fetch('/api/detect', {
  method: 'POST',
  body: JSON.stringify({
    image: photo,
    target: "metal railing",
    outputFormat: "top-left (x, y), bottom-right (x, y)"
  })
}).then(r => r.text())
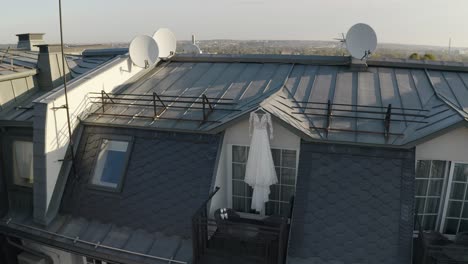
top-left (192, 188), bottom-right (290, 264)
top-left (413, 217), bottom-right (468, 264)
top-left (88, 91), bottom-right (240, 126)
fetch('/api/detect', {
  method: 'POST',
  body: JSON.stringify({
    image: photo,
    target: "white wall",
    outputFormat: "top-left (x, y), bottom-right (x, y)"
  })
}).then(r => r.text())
top-left (416, 126), bottom-right (468, 162)
top-left (210, 115), bottom-right (301, 215)
top-left (33, 56), bottom-right (144, 221)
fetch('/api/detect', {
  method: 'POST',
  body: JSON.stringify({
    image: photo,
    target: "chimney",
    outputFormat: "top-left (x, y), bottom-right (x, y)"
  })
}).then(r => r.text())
top-left (16, 33), bottom-right (45, 51)
top-left (36, 44), bottom-right (70, 90)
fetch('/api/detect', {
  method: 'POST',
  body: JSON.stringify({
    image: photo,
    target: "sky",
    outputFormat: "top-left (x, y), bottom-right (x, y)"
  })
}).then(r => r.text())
top-left (2, 0), bottom-right (468, 47)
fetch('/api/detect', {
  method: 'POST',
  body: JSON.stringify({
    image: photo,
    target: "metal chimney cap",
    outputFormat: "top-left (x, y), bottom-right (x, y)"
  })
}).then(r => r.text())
top-left (16, 33), bottom-right (45, 41)
top-left (35, 44), bottom-right (63, 53)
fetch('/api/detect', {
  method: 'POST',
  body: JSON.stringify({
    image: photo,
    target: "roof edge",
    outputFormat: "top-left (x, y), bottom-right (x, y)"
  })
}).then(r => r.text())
top-left (171, 54), bottom-right (350, 65)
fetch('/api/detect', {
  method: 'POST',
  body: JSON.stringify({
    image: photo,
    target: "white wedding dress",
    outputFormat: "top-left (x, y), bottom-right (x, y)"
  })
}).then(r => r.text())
top-left (244, 111), bottom-right (278, 212)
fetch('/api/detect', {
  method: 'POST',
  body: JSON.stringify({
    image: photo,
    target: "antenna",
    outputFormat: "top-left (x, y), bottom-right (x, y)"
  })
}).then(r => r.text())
top-left (58, 0), bottom-right (76, 177)
top-left (448, 37), bottom-right (452, 56)
top-left (129, 35), bottom-right (160, 68)
top-left (345, 23), bottom-right (378, 61)
top-left (334, 33), bottom-right (346, 56)
top-left (183, 34), bottom-right (202, 55)
top-left (153, 28), bottom-right (177, 58)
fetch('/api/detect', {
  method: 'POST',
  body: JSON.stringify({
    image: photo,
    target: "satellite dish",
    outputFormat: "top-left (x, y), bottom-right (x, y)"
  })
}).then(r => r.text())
top-left (346, 23), bottom-right (377, 60)
top-left (153, 28), bottom-right (177, 58)
top-left (129, 35), bottom-right (159, 68)
top-left (183, 44), bottom-right (202, 55)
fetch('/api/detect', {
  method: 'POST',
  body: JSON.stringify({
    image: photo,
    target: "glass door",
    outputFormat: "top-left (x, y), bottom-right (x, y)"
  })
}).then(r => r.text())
top-left (440, 162), bottom-right (468, 235)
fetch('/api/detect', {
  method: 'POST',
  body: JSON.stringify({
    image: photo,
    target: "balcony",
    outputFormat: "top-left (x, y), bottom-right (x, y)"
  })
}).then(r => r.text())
top-left (192, 187), bottom-right (291, 264)
top-left (413, 219), bottom-right (468, 264)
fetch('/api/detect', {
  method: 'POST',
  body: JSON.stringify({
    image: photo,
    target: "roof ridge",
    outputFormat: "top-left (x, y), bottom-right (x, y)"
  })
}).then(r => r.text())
top-left (423, 69), bottom-right (468, 120)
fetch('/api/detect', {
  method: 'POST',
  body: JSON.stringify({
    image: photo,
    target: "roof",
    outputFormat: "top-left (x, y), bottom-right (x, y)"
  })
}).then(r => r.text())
top-left (34, 126), bottom-right (220, 263)
top-left (0, 48), bottom-right (117, 123)
top-left (2, 214), bottom-right (193, 264)
top-left (288, 142), bottom-right (414, 264)
top-left (83, 54), bottom-right (468, 147)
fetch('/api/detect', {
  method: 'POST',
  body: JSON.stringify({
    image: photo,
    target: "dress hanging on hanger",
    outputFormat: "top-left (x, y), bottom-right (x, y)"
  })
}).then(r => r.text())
top-left (244, 110), bottom-right (278, 213)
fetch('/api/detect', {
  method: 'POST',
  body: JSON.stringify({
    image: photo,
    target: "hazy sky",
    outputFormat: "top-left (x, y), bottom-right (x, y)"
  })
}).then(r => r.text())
top-left (2, 0), bottom-right (468, 47)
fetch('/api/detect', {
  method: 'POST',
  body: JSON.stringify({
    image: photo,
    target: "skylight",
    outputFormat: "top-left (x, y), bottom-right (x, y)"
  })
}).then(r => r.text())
top-left (90, 138), bottom-right (131, 190)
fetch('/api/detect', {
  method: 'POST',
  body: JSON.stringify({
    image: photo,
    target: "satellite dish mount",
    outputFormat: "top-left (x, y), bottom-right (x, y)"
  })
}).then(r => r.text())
top-left (345, 23), bottom-right (378, 64)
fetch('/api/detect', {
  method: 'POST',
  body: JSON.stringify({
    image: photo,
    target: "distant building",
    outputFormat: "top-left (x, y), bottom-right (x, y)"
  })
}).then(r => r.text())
top-left (0, 40), bottom-right (468, 264)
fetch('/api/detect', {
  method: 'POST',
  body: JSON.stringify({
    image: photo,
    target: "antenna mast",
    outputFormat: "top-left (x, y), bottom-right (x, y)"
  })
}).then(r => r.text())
top-left (448, 37), bottom-right (452, 56)
top-left (58, 0), bottom-right (76, 176)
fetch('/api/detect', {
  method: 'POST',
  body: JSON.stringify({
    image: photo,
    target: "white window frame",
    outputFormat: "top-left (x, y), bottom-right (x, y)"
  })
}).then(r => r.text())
top-left (414, 160), bottom-right (450, 233)
top-left (414, 160), bottom-right (468, 238)
top-left (227, 144), bottom-right (300, 218)
top-left (439, 161), bottom-right (468, 238)
top-left (88, 136), bottom-right (133, 192)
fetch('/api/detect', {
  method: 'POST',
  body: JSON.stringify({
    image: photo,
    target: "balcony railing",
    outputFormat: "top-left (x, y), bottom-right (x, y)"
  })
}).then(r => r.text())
top-left (192, 187), bottom-right (291, 264)
top-left (413, 218), bottom-right (468, 264)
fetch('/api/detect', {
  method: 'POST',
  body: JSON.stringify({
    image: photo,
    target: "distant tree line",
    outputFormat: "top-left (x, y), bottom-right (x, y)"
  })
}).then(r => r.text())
top-left (408, 53), bottom-right (437, 60)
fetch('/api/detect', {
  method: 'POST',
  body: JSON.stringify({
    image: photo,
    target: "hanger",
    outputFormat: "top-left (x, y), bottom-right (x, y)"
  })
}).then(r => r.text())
top-left (254, 106), bottom-right (266, 115)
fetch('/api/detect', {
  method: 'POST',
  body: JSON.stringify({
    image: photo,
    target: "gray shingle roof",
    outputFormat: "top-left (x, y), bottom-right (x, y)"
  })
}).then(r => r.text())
top-left (84, 55), bottom-right (468, 147)
top-left (5, 125), bottom-right (221, 263)
top-left (61, 126), bottom-right (220, 237)
top-left (288, 142), bottom-right (415, 264)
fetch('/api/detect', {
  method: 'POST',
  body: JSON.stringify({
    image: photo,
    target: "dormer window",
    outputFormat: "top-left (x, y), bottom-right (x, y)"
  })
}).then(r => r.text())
top-left (90, 137), bottom-right (132, 191)
top-left (12, 140), bottom-right (33, 187)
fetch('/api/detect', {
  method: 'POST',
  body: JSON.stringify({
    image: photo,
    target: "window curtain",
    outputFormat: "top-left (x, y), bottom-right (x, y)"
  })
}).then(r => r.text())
top-left (12, 141), bottom-right (33, 185)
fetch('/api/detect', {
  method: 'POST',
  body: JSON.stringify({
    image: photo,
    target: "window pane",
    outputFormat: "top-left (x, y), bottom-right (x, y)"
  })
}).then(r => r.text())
top-left (91, 139), bottom-right (129, 189)
top-left (415, 198), bottom-right (425, 215)
top-left (101, 151), bottom-right (126, 184)
top-left (423, 215), bottom-right (437, 231)
top-left (266, 201), bottom-right (279, 215)
top-left (281, 185), bottom-right (295, 202)
top-left (281, 168), bottom-right (296, 186)
top-left (414, 215), bottom-right (423, 230)
top-left (280, 202), bottom-right (291, 217)
top-left (282, 150), bottom-right (296, 168)
top-left (460, 220), bottom-right (468, 233)
top-left (271, 149), bottom-right (281, 166)
top-left (232, 163), bottom-right (246, 180)
top-left (233, 180), bottom-right (247, 197)
top-left (428, 180), bottom-right (443, 196)
top-left (415, 180), bottom-right (428, 196)
top-left (233, 197), bottom-right (247, 212)
top-left (450, 183), bottom-right (466, 200)
top-left (269, 184), bottom-right (280, 201)
top-left (444, 219), bottom-right (459, 235)
top-left (416, 160), bottom-right (431, 178)
top-left (425, 198), bottom-right (440, 214)
top-left (463, 203), bottom-right (468, 219)
top-left (453, 164), bottom-right (468, 182)
top-left (430, 161), bottom-right (446, 179)
top-left (12, 140), bottom-right (33, 187)
top-left (232, 145), bottom-right (297, 217)
top-left (232, 146), bottom-right (248, 163)
top-left (447, 201), bottom-right (462, 218)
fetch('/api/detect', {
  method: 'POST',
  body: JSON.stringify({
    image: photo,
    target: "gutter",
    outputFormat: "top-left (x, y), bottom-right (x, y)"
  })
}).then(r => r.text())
top-left (0, 69), bottom-right (38, 82)
top-left (6, 237), bottom-right (54, 264)
top-left (2, 218), bottom-right (188, 264)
